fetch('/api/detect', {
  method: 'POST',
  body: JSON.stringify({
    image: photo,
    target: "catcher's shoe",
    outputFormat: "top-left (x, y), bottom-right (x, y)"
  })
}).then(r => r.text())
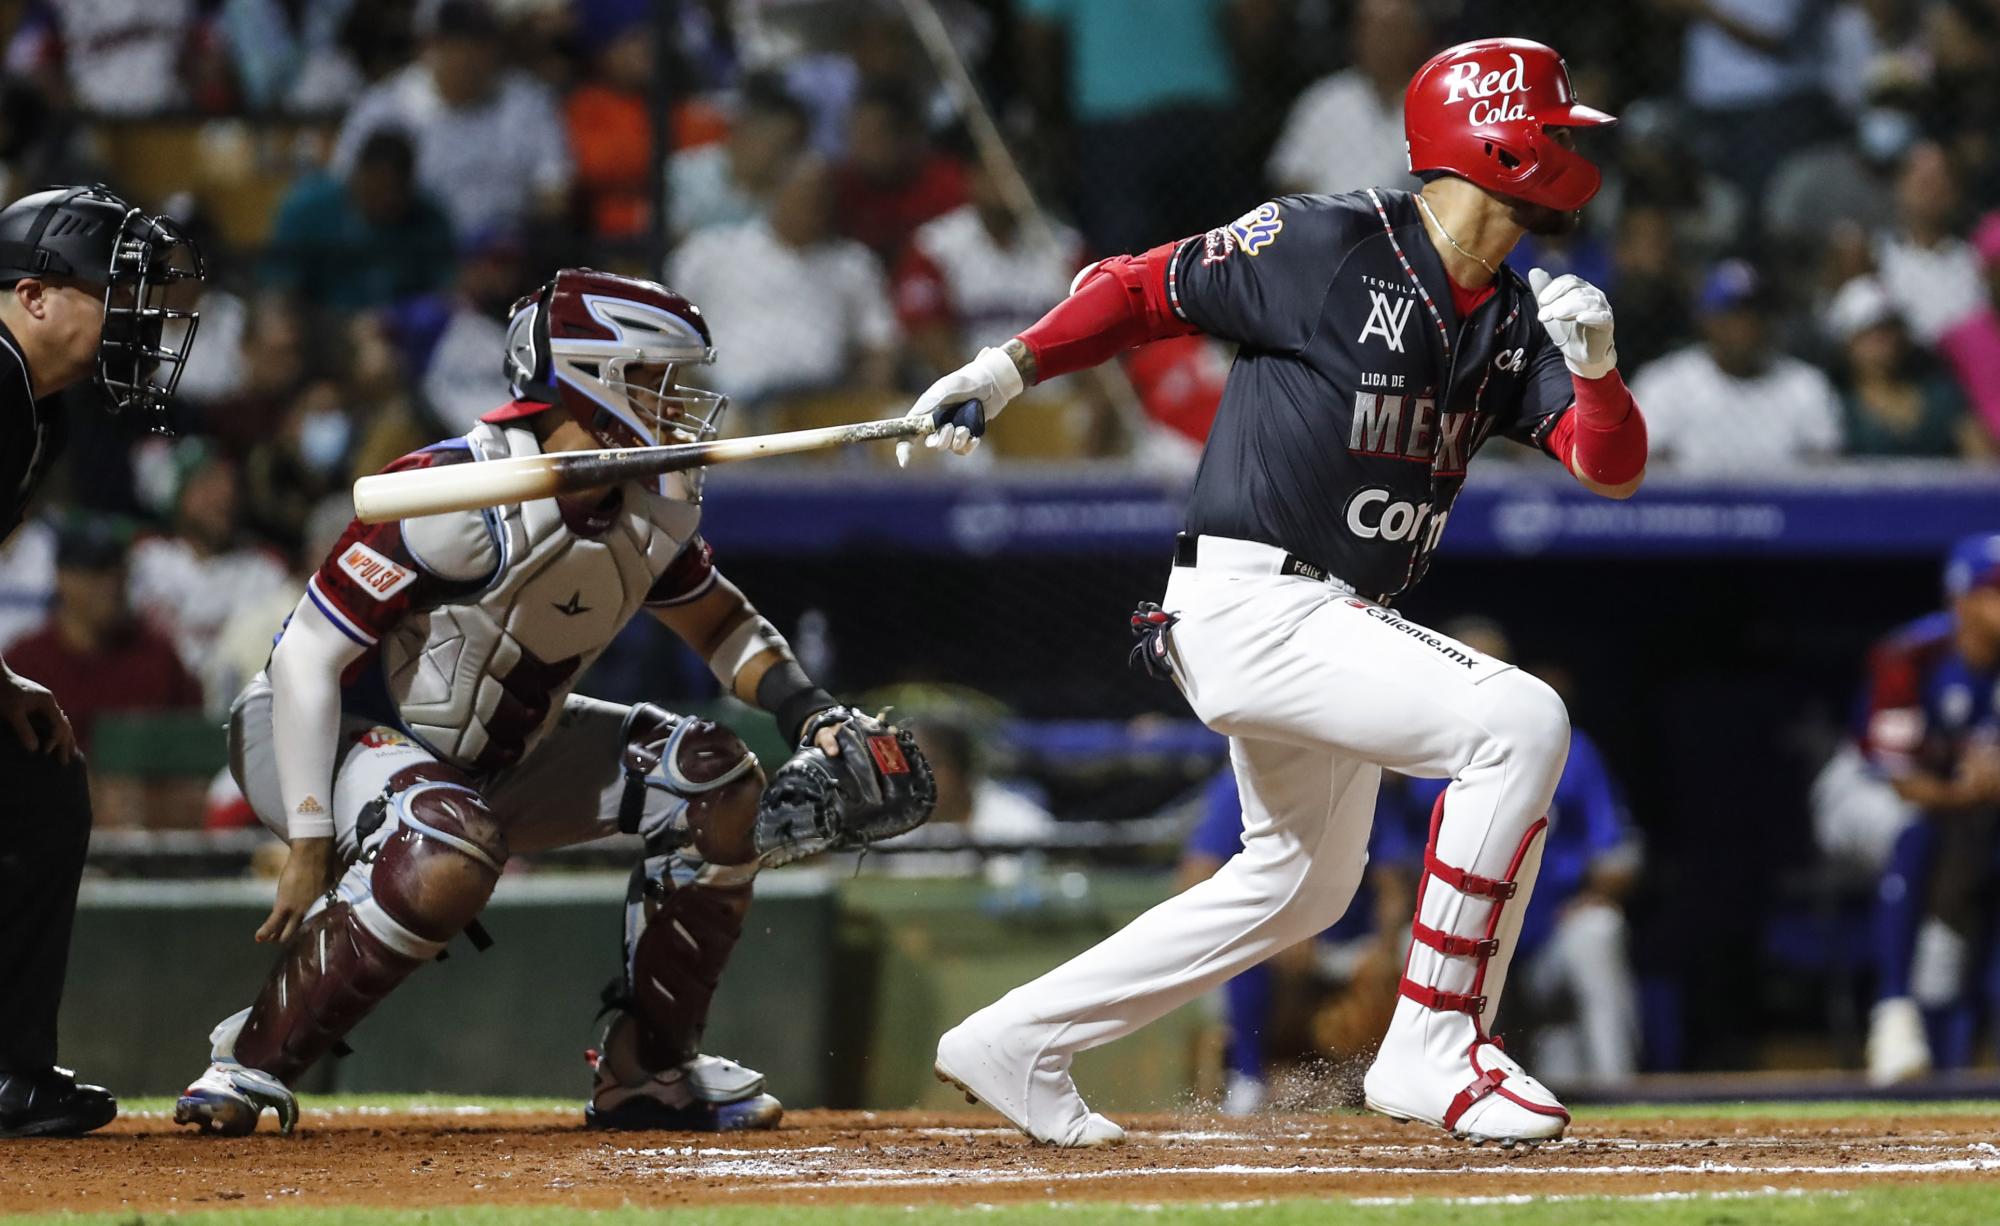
top-left (1867, 997), bottom-right (1933, 1086)
top-left (173, 1062), bottom-right (300, 1136)
top-left (934, 1013), bottom-right (1125, 1148)
top-left (584, 1049), bottom-right (783, 1132)
top-left (0, 1066), bottom-right (117, 1138)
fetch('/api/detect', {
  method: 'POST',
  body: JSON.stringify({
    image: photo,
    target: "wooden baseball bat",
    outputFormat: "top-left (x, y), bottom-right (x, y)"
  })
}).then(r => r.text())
top-left (352, 413), bottom-right (947, 524)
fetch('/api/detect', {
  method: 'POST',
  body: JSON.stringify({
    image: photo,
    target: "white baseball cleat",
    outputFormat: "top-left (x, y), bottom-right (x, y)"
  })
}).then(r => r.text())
top-left (173, 1061), bottom-right (300, 1136)
top-left (934, 1015), bottom-right (1125, 1148)
top-left (1362, 1003), bottom-right (1569, 1145)
top-left (1866, 997), bottom-right (1932, 1086)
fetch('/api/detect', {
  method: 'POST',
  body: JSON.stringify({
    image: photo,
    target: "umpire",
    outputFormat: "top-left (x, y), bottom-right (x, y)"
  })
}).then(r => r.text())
top-left (0, 185), bottom-right (203, 1137)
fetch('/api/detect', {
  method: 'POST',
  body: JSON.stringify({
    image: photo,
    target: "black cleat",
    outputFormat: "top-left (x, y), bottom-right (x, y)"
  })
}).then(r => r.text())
top-left (0, 1067), bottom-right (117, 1138)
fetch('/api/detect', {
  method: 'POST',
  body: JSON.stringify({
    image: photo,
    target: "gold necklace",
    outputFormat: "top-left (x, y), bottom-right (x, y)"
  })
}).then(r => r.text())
top-left (1417, 194), bottom-right (1498, 279)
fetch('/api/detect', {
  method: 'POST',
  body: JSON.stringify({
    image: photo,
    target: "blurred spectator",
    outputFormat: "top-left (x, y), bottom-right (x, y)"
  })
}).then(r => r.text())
top-left (0, 75), bottom-right (105, 206)
top-left (0, 519), bottom-right (55, 651)
top-left (330, 0), bottom-right (573, 238)
top-left (566, 12), bottom-right (655, 242)
top-left (667, 75), bottom-right (810, 240)
top-left (668, 157), bottom-right (897, 409)
top-left (1938, 212), bottom-right (2000, 446)
top-left (1265, 0), bottom-right (1428, 196)
top-left (1595, 100), bottom-right (1746, 261)
top-left (1874, 141), bottom-right (1984, 345)
top-left (833, 83), bottom-right (968, 265)
top-left (894, 157), bottom-right (1086, 380)
top-left (1386, 618), bottom-right (1645, 1086)
top-left (1823, 0), bottom-right (1934, 115)
top-left (1630, 261), bottom-right (1844, 472)
top-left (382, 228), bottom-right (526, 435)
top-left (1605, 205), bottom-right (1693, 374)
top-left (1825, 277), bottom-right (1985, 459)
top-left (5, 515), bottom-right (201, 753)
top-left (3, 0), bottom-right (224, 115)
top-left (263, 130), bottom-right (457, 312)
top-left (220, 0), bottom-right (366, 114)
top-left (1764, 106), bottom-right (1911, 252)
top-left (1664, 0), bottom-right (1835, 198)
top-left (343, 313), bottom-right (432, 475)
top-left (240, 378), bottom-right (353, 554)
top-left (126, 446), bottom-right (290, 712)
top-left (1018, 0), bottom-right (1258, 255)
top-left (187, 299), bottom-right (308, 457)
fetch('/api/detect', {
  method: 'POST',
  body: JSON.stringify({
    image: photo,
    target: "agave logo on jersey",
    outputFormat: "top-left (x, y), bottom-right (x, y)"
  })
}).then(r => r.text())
top-left (1440, 52), bottom-right (1530, 125)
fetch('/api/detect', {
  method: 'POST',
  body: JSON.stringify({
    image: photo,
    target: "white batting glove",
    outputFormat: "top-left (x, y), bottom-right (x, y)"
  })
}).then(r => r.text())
top-left (1528, 268), bottom-right (1617, 380)
top-left (895, 346), bottom-right (1024, 466)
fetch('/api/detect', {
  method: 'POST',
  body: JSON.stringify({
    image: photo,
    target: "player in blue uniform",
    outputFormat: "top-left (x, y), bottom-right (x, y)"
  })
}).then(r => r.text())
top-left (905, 39), bottom-right (1647, 1146)
top-left (1857, 533), bottom-right (2000, 1081)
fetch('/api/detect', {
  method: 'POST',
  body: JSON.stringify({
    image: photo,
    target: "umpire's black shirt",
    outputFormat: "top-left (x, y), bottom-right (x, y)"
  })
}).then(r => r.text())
top-left (0, 318), bottom-right (67, 540)
top-left (1170, 190), bottom-right (1574, 601)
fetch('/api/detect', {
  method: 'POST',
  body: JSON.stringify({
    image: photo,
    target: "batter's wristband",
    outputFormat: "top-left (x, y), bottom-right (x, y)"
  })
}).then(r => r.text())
top-left (757, 662), bottom-right (836, 744)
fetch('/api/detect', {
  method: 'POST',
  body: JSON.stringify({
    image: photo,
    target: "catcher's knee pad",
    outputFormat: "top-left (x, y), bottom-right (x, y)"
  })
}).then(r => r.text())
top-left (618, 703), bottom-right (765, 865)
top-left (367, 765), bottom-right (508, 950)
top-left (616, 852), bottom-right (756, 1069)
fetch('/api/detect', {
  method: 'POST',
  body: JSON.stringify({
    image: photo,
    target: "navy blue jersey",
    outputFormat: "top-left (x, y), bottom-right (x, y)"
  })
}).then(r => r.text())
top-left (1170, 191), bottom-right (1574, 600)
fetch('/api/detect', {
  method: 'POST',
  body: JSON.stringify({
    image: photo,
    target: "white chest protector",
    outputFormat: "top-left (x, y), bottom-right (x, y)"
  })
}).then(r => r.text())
top-left (379, 423), bottom-right (701, 771)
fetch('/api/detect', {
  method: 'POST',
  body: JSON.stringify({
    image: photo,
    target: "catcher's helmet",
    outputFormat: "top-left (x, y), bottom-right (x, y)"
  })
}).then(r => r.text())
top-left (1404, 38), bottom-right (1616, 213)
top-left (499, 268), bottom-right (728, 498)
top-left (0, 184), bottom-right (204, 432)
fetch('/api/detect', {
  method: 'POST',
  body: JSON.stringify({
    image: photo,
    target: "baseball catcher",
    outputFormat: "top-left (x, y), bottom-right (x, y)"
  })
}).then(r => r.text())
top-left (174, 268), bottom-right (933, 1136)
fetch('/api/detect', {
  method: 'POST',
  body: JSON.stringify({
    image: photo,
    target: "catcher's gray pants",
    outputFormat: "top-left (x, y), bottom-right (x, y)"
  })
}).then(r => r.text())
top-left (229, 672), bottom-right (679, 860)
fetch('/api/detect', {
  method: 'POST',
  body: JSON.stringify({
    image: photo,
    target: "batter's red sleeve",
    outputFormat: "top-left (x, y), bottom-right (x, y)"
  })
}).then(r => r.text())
top-left (1544, 371), bottom-right (1647, 486)
top-left (1017, 240), bottom-right (1198, 381)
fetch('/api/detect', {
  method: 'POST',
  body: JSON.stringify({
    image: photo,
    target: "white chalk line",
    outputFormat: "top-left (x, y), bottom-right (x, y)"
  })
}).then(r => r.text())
top-left (615, 1145), bottom-right (2000, 1191)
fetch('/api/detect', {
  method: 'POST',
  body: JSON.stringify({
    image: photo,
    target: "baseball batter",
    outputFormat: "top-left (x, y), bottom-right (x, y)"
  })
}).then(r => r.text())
top-left (903, 39), bottom-right (1647, 1146)
top-left (174, 268), bottom-right (934, 1136)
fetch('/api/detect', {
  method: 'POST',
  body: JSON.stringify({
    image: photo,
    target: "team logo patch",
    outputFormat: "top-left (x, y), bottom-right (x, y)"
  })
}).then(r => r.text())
top-left (867, 734), bottom-right (910, 775)
top-left (1360, 291), bottom-right (1415, 352)
top-left (338, 541), bottom-right (416, 601)
top-left (1227, 202), bottom-right (1284, 257)
top-left (357, 727), bottom-right (412, 750)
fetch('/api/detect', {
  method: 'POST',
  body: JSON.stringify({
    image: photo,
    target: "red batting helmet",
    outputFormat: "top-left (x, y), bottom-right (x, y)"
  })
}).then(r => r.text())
top-left (498, 268), bottom-right (729, 497)
top-left (1404, 38), bottom-right (1616, 212)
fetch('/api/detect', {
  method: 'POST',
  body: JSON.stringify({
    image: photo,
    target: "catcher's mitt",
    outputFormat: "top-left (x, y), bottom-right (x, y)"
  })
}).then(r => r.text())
top-left (752, 708), bottom-right (937, 867)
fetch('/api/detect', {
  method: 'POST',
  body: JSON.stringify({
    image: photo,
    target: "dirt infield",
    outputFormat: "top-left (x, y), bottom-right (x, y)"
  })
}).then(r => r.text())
top-left (6, 1106), bottom-right (2000, 1214)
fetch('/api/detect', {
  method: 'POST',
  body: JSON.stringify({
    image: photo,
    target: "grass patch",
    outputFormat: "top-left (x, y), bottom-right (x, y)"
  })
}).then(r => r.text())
top-left (8, 1185), bottom-right (2000, 1226)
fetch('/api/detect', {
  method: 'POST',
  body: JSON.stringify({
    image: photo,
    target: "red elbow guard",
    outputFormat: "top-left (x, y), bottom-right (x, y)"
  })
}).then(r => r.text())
top-left (1019, 240), bottom-right (1198, 381)
top-left (1547, 371), bottom-right (1647, 486)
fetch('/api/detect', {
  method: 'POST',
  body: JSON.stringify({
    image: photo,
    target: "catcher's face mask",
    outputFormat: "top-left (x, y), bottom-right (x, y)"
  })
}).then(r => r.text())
top-left (96, 209), bottom-right (204, 434)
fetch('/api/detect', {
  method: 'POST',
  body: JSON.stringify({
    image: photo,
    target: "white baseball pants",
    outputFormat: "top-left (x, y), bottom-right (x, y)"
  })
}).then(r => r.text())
top-left (971, 535), bottom-right (1571, 1074)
